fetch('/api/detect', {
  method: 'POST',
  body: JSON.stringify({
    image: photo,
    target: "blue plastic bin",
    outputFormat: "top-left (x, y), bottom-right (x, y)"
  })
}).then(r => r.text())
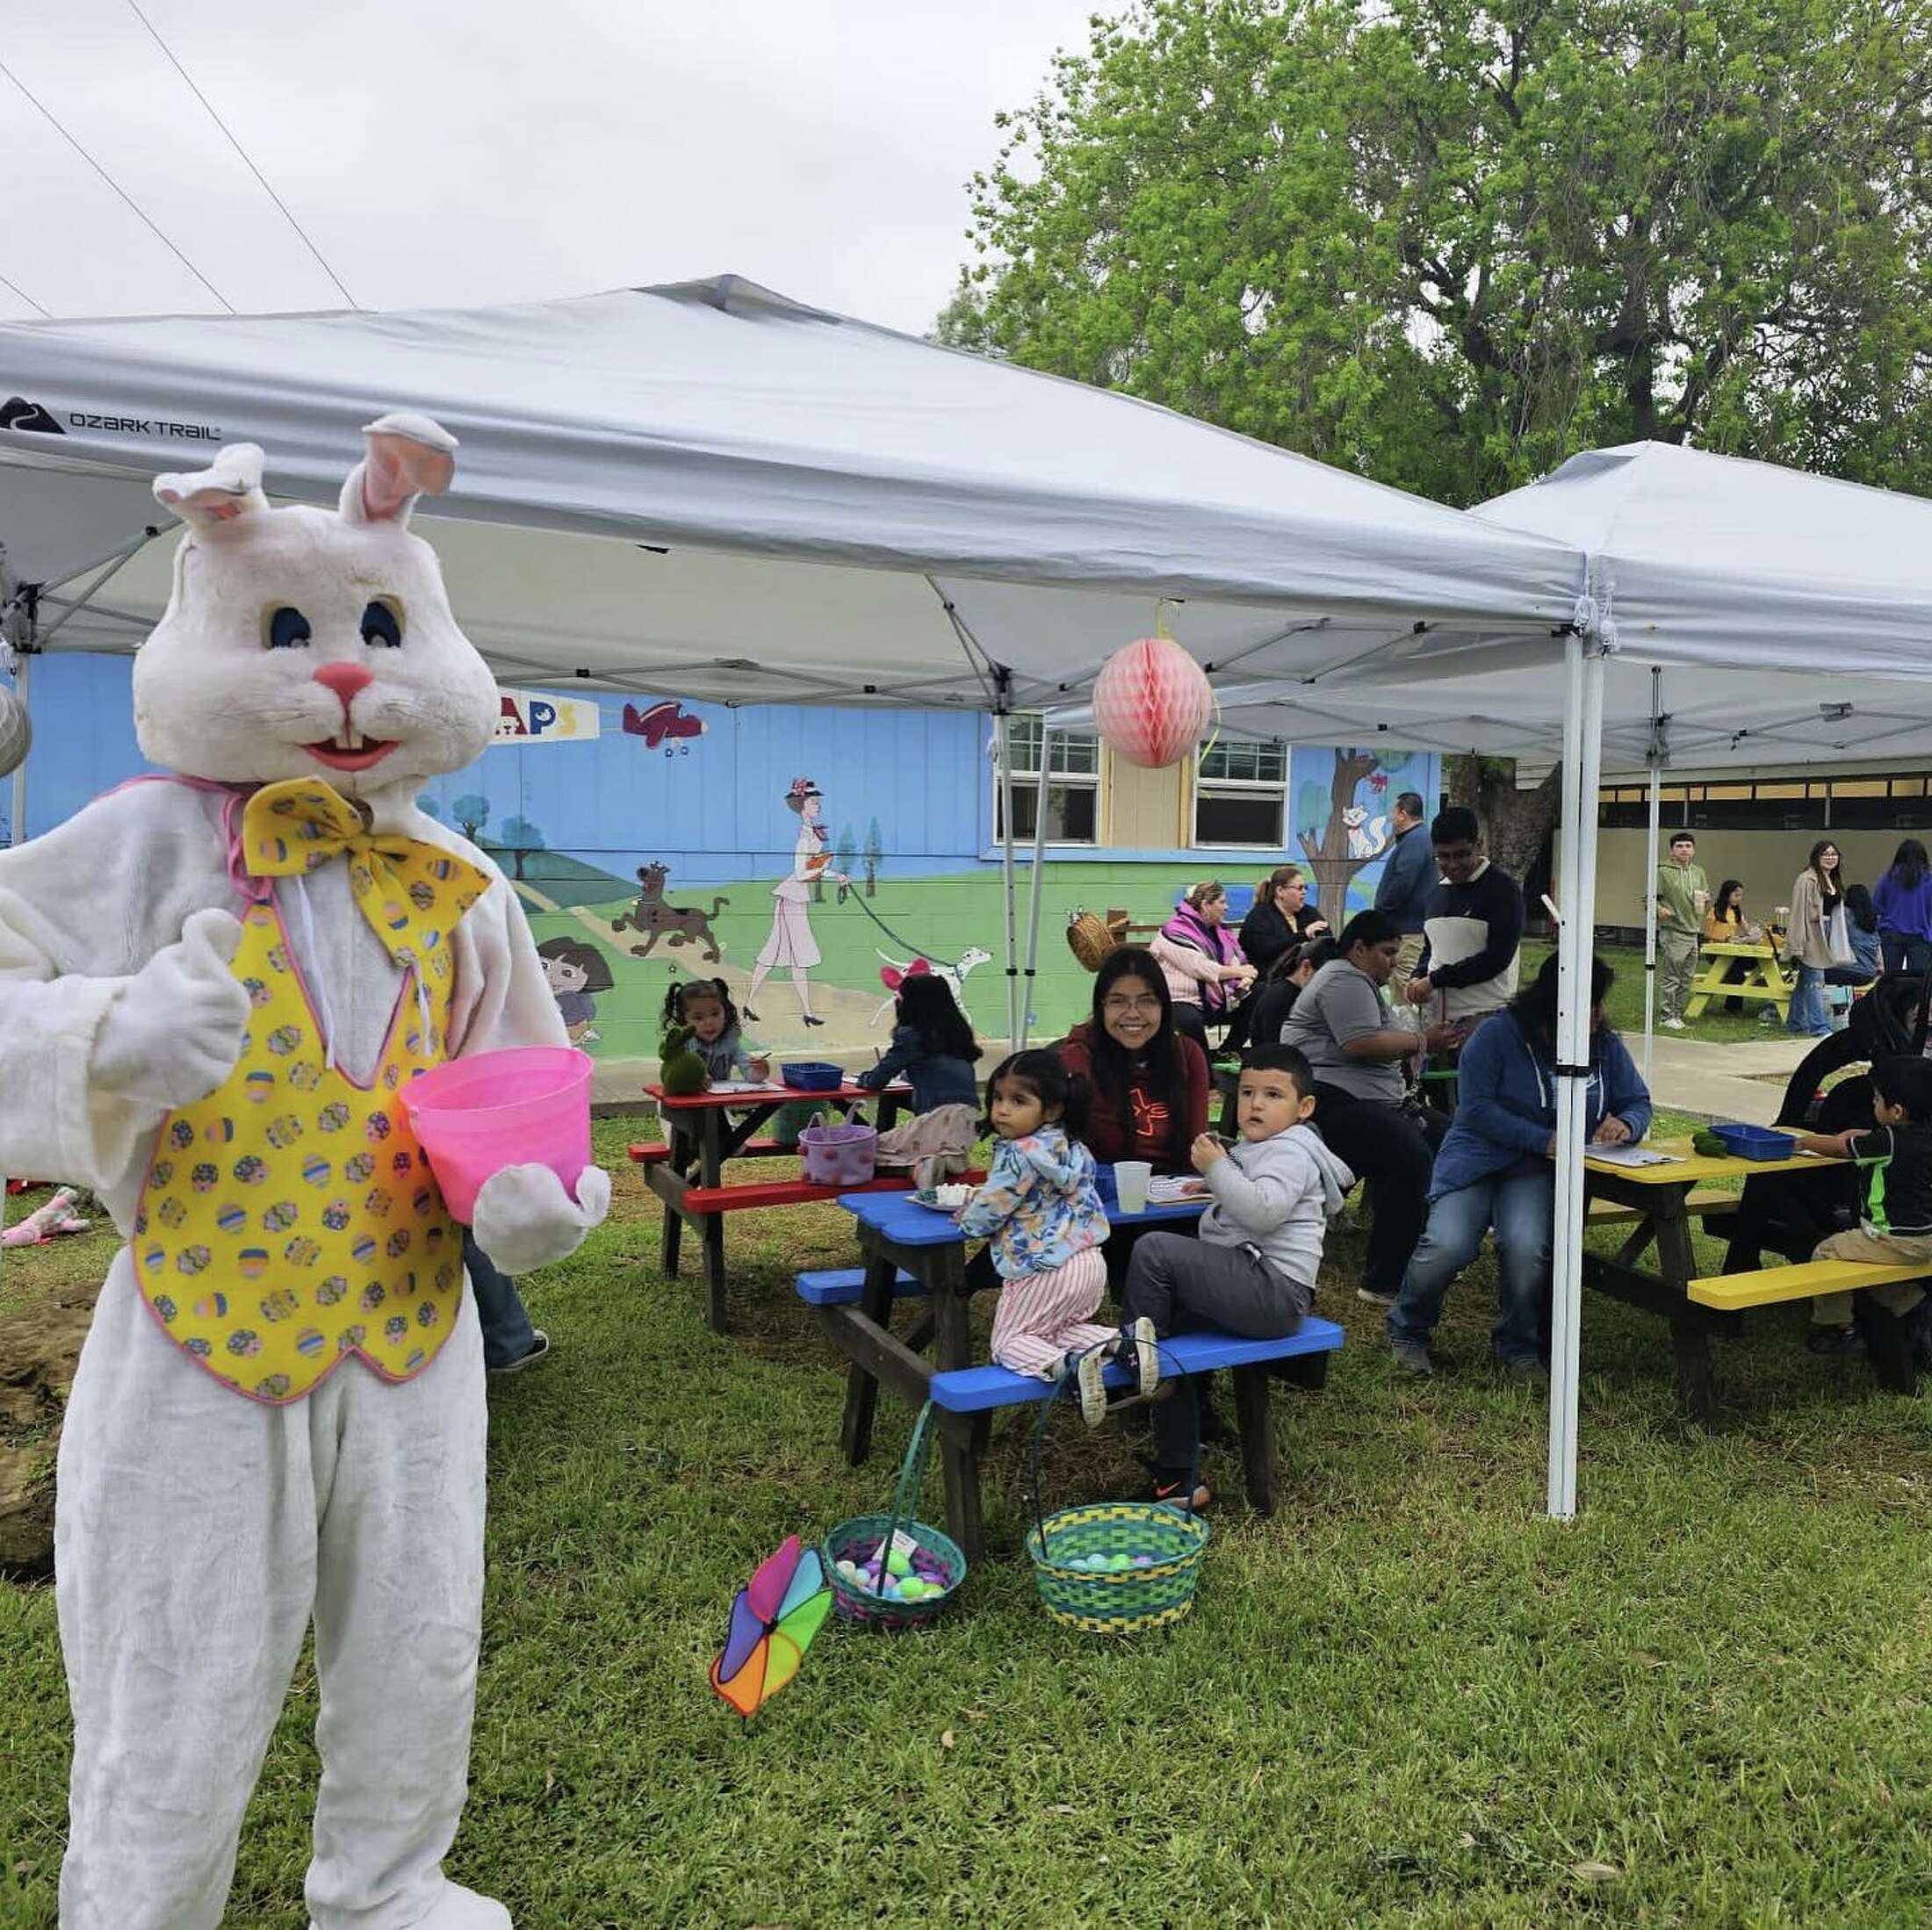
top-left (779, 1061), bottom-right (845, 1093)
top-left (1710, 1122), bottom-right (1796, 1162)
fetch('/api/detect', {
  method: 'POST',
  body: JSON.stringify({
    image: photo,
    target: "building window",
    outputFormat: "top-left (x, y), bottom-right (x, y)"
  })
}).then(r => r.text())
top-left (1597, 771), bottom-right (1932, 832)
top-left (1194, 738), bottom-right (1287, 846)
top-left (993, 714), bottom-right (1099, 844)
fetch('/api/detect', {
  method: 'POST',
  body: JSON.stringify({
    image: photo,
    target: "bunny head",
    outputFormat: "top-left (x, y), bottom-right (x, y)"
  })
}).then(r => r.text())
top-left (133, 414), bottom-right (500, 798)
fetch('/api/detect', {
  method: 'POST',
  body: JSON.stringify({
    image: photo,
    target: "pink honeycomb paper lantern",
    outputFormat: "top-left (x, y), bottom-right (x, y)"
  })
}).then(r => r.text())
top-left (1090, 636), bottom-right (1213, 769)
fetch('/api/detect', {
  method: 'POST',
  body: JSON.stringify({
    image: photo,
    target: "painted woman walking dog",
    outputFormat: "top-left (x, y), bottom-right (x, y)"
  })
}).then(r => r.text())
top-left (746, 776), bottom-right (848, 1027)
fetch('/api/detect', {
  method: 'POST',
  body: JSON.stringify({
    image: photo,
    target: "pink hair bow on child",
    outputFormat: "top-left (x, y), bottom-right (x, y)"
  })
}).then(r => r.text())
top-left (878, 956), bottom-right (933, 995)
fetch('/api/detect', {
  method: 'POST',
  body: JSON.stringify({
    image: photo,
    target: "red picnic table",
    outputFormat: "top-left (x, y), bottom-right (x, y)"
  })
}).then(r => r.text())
top-left (631, 1079), bottom-right (910, 1333)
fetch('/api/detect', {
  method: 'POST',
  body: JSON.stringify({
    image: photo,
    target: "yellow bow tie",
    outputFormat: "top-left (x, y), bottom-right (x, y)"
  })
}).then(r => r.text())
top-left (242, 778), bottom-right (492, 976)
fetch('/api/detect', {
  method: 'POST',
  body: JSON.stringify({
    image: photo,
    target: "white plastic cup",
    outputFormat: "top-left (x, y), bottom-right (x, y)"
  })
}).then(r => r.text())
top-left (1113, 1161), bottom-right (1152, 1214)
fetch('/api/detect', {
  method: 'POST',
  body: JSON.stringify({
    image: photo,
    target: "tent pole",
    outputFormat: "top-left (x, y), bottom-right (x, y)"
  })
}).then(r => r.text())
top-left (1642, 667), bottom-right (1662, 1084)
top-left (10, 652), bottom-right (28, 847)
top-left (995, 704), bottom-right (1020, 1053)
top-left (1019, 724), bottom-right (1056, 1047)
top-left (1547, 629), bottom-right (1605, 1523)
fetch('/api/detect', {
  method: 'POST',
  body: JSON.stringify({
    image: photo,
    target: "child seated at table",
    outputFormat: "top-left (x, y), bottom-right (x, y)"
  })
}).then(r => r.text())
top-left (955, 1049), bottom-right (1157, 1423)
top-left (856, 975), bottom-right (983, 1188)
top-left (1795, 1054), bottom-right (1932, 1379)
top-left (1121, 1044), bottom-right (1355, 1509)
top-left (660, 979), bottom-right (771, 1157)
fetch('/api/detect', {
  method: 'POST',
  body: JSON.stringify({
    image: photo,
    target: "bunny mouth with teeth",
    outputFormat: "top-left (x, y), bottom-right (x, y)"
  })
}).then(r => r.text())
top-left (306, 731), bottom-right (398, 772)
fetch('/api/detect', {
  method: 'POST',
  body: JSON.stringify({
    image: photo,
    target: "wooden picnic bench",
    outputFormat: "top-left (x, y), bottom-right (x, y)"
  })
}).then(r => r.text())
top-left (1683, 940), bottom-right (1791, 1020)
top-left (634, 1077), bottom-right (909, 1333)
top-left (1579, 1140), bottom-right (1886, 1418)
top-left (805, 1184), bottom-right (1344, 1561)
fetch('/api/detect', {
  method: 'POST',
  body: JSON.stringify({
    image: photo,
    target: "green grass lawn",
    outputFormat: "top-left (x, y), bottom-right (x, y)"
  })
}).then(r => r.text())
top-left (4, 1116), bottom-right (1932, 1926)
top-left (1524, 940), bottom-right (1795, 1050)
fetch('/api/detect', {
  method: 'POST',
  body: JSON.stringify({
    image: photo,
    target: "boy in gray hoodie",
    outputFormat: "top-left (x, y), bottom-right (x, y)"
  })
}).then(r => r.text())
top-left (1121, 1044), bottom-right (1355, 1507)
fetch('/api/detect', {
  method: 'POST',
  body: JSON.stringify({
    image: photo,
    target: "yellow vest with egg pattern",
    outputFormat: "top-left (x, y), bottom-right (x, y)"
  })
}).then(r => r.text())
top-left (133, 779), bottom-right (492, 1402)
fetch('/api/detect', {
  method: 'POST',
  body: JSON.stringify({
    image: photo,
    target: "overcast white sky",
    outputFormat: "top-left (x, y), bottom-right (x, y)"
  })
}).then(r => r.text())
top-left (0, 0), bottom-right (1098, 331)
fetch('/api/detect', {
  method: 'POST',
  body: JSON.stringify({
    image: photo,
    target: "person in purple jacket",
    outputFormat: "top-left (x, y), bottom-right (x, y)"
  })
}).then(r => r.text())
top-left (1873, 839), bottom-right (1932, 977)
top-left (1386, 952), bottom-right (1651, 1380)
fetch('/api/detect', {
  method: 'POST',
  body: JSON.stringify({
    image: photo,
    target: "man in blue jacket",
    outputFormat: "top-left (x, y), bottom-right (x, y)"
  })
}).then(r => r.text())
top-left (1386, 952), bottom-right (1652, 1380)
top-left (1373, 791), bottom-right (1434, 983)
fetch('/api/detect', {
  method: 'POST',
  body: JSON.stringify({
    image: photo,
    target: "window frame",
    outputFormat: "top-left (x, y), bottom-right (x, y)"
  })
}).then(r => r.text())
top-left (993, 713), bottom-right (1101, 847)
top-left (1192, 736), bottom-right (1289, 849)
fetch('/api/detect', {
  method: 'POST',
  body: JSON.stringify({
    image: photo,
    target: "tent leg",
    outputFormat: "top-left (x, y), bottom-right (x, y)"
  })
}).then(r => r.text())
top-left (1642, 672), bottom-right (1662, 1084)
top-left (995, 710), bottom-right (1020, 1053)
top-left (10, 653), bottom-right (27, 847)
top-left (1547, 630), bottom-right (1605, 1523)
top-left (1018, 726), bottom-right (1055, 1048)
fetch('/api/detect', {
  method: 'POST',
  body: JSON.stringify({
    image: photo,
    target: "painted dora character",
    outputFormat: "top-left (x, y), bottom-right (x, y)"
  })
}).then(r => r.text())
top-left (537, 936), bottom-right (616, 1045)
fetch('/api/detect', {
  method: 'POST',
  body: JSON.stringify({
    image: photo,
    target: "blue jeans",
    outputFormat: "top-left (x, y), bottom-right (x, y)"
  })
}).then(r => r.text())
top-left (1785, 962), bottom-right (1832, 1038)
top-left (465, 1229), bottom-right (537, 1368)
top-left (1387, 1166), bottom-right (1554, 1366)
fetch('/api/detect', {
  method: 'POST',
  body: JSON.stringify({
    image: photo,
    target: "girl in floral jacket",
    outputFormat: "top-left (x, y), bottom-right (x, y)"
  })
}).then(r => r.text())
top-left (955, 1050), bottom-right (1157, 1423)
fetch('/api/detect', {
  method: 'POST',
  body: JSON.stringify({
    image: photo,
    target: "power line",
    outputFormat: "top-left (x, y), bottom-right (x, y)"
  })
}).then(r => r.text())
top-left (124, 0), bottom-right (358, 309)
top-left (0, 51), bottom-right (234, 312)
top-left (0, 269), bottom-right (50, 319)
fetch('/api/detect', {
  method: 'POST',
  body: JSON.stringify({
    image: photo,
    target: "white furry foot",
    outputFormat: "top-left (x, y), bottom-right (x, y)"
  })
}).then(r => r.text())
top-left (314, 1881), bottom-right (511, 1930)
top-left (470, 1160), bottom-right (611, 1276)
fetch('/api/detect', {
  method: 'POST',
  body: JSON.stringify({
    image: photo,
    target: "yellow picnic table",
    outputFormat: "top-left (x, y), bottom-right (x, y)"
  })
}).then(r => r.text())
top-left (1683, 939), bottom-right (1791, 1019)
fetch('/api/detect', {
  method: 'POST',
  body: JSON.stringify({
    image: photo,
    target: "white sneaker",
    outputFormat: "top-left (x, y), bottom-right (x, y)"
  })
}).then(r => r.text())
top-left (1357, 1285), bottom-right (1397, 1307)
top-left (1128, 1316), bottom-right (1161, 1397)
top-left (1662, 1017), bottom-right (1687, 1031)
top-left (1076, 1350), bottom-right (1109, 1427)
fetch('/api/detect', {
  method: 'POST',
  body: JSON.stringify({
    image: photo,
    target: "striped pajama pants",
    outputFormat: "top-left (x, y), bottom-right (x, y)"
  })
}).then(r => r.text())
top-left (989, 1246), bottom-right (1116, 1380)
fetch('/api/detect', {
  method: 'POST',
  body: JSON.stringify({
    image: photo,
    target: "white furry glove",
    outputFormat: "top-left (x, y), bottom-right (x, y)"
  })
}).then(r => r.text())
top-left (90, 908), bottom-right (250, 1108)
top-left (468, 1161), bottom-right (611, 1278)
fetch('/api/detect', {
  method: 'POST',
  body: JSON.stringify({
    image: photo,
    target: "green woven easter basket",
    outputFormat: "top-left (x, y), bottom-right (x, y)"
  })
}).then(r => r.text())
top-left (821, 1401), bottom-right (967, 1631)
top-left (1021, 1343), bottom-right (1210, 1635)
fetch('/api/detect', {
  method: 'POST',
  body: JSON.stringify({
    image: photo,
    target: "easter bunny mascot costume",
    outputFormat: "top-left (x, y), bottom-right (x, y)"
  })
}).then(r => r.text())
top-left (0, 416), bottom-right (609, 1929)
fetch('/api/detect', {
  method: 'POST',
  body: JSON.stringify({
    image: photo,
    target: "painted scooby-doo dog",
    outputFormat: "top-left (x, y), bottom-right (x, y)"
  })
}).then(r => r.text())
top-left (610, 860), bottom-right (728, 962)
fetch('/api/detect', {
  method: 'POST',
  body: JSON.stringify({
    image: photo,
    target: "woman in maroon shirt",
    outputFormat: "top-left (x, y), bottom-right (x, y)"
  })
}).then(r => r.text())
top-left (1056, 948), bottom-right (1211, 1170)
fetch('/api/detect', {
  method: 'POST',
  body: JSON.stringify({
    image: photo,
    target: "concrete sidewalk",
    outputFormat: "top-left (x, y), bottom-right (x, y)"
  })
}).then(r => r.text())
top-left (1638, 1031), bottom-right (1813, 1126)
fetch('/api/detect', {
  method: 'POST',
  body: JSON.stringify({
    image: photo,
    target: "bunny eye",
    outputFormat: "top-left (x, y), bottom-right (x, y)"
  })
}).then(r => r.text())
top-left (360, 598), bottom-right (404, 648)
top-left (263, 605), bottom-right (312, 650)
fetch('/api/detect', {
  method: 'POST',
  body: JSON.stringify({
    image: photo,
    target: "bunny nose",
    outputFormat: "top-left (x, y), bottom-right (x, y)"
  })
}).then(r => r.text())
top-left (313, 662), bottom-right (374, 705)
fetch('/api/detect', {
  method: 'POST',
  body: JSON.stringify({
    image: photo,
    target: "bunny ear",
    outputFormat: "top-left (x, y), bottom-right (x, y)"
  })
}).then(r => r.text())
top-left (154, 443), bottom-right (269, 528)
top-left (340, 411), bottom-right (458, 527)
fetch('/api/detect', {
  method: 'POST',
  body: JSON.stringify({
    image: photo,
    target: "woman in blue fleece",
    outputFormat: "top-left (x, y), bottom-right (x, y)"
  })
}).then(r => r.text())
top-left (1386, 951), bottom-right (1650, 1379)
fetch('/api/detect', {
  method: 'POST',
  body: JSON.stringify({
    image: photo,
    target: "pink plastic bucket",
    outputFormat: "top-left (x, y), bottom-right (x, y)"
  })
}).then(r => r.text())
top-left (402, 1046), bottom-right (593, 1221)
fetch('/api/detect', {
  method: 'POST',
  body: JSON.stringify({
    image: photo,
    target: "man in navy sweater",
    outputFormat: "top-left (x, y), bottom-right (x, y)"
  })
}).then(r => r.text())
top-left (1404, 807), bottom-right (1525, 1029)
top-left (1373, 790), bottom-right (1434, 983)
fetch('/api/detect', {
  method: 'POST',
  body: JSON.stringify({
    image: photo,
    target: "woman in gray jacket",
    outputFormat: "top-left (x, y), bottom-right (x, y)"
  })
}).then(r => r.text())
top-left (1784, 839), bottom-right (1842, 1040)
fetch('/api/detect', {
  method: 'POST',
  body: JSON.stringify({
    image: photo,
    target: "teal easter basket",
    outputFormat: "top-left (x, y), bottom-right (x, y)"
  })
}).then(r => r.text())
top-left (821, 1401), bottom-right (967, 1631)
top-left (1022, 1344), bottom-right (1209, 1635)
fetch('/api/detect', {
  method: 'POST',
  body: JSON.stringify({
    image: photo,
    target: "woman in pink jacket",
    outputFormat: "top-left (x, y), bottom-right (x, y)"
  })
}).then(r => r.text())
top-left (1150, 882), bottom-right (1256, 1054)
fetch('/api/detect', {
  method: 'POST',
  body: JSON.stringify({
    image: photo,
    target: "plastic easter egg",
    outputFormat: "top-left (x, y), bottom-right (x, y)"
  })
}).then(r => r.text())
top-left (1132, 1554), bottom-right (1155, 1567)
top-left (886, 1550), bottom-right (912, 1577)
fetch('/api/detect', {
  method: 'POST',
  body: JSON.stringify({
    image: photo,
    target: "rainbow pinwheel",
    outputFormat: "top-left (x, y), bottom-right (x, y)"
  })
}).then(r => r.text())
top-left (710, 1535), bottom-right (833, 1718)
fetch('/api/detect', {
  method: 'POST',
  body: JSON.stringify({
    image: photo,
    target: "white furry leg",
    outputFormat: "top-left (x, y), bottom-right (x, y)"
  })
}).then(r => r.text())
top-left (304, 1295), bottom-right (490, 1930)
top-left (56, 1258), bottom-right (320, 1930)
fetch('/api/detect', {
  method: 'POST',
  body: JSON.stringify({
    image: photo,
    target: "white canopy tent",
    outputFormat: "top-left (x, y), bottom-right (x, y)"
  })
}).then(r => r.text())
top-left (1063, 441), bottom-right (1932, 1519)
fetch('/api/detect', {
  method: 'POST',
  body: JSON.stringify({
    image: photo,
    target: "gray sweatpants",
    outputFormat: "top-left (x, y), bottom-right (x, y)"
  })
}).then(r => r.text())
top-left (1121, 1232), bottom-right (1312, 1472)
top-left (1658, 928), bottom-right (1699, 1022)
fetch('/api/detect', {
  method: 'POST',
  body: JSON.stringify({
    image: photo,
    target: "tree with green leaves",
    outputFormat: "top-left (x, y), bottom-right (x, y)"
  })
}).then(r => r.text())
top-left (835, 825), bottom-right (857, 903)
top-left (497, 816), bottom-right (545, 880)
top-left (451, 794), bottom-right (490, 842)
top-left (944, 0), bottom-right (1932, 503)
top-left (864, 819), bottom-right (884, 897)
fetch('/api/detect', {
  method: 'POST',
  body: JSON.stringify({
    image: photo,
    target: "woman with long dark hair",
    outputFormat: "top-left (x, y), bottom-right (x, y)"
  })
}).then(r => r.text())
top-left (1055, 947), bottom-right (1210, 1173)
top-left (1784, 839), bottom-right (1842, 1040)
top-left (1386, 952), bottom-right (1650, 1378)
top-left (1874, 838), bottom-right (1932, 976)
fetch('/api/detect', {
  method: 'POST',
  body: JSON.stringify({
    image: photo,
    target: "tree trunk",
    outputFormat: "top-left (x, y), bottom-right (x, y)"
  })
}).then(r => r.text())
top-left (1296, 749), bottom-right (1386, 911)
top-left (1446, 755), bottom-right (1563, 892)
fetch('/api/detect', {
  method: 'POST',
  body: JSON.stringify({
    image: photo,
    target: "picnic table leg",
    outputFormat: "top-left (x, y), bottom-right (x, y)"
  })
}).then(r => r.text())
top-left (839, 1247), bottom-right (898, 1466)
top-left (701, 1110), bottom-right (728, 1335)
top-left (1230, 1363), bottom-right (1277, 1514)
top-left (1654, 1199), bottom-right (1719, 1423)
top-left (927, 1255), bottom-right (988, 1562)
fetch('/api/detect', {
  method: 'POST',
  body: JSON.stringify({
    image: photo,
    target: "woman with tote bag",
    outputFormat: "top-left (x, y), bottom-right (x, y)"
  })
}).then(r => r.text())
top-left (1784, 840), bottom-right (1844, 1040)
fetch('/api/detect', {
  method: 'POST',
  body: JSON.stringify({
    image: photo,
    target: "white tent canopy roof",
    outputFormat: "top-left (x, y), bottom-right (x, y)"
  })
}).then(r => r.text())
top-left (1475, 440), bottom-right (1932, 678)
top-left (0, 277), bottom-right (1585, 706)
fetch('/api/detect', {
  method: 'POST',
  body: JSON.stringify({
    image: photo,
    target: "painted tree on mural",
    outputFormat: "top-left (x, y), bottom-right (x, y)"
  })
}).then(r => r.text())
top-left (1297, 749), bottom-right (1387, 909)
top-left (415, 795), bottom-right (440, 820)
top-left (497, 816), bottom-right (547, 880)
top-left (451, 793), bottom-right (490, 842)
top-left (835, 826), bottom-right (856, 904)
top-left (864, 819), bottom-right (883, 897)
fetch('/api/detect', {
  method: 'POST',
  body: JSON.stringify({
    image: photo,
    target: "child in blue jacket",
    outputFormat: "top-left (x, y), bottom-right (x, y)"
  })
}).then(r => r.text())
top-left (1386, 952), bottom-right (1651, 1378)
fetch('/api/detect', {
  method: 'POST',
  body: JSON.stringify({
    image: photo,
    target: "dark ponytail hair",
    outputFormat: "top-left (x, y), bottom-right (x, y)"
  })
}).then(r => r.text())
top-left (984, 1048), bottom-right (1092, 1141)
top-left (896, 973), bottom-right (982, 1062)
top-left (1892, 839), bottom-right (1928, 890)
top-left (1509, 950), bottom-right (1614, 1055)
top-left (662, 976), bottom-right (739, 1034)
